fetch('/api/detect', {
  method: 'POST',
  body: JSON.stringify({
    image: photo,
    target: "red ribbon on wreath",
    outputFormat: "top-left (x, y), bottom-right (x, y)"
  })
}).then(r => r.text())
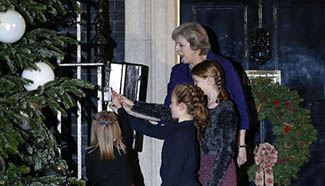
top-left (254, 142), bottom-right (278, 186)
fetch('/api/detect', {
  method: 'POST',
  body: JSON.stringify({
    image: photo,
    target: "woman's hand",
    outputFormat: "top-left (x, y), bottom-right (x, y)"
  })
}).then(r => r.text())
top-left (120, 95), bottom-right (134, 108)
top-left (111, 90), bottom-right (123, 109)
top-left (120, 95), bottom-right (134, 113)
top-left (109, 90), bottom-right (123, 114)
top-left (237, 147), bottom-right (247, 167)
top-left (237, 129), bottom-right (247, 167)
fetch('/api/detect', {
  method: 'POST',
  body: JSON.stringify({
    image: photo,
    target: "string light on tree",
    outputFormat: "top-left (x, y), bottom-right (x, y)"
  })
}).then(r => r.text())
top-left (0, 10), bottom-right (26, 43)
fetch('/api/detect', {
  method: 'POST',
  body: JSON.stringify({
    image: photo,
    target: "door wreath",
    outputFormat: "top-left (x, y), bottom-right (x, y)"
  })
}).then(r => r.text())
top-left (247, 78), bottom-right (318, 186)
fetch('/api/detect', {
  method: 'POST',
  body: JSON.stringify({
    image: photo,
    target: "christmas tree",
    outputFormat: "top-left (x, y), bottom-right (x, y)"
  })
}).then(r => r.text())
top-left (0, 0), bottom-right (93, 185)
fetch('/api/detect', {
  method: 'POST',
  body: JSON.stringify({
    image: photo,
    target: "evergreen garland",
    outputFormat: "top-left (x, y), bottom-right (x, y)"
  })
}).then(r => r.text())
top-left (247, 78), bottom-right (318, 186)
top-left (0, 0), bottom-right (93, 185)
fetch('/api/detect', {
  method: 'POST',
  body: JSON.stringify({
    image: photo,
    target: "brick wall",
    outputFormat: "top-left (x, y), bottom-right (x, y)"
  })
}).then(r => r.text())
top-left (109, 0), bottom-right (125, 62)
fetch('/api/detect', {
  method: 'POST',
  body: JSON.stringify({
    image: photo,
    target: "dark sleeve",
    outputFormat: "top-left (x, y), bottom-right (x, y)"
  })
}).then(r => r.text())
top-left (162, 130), bottom-right (191, 186)
top-left (85, 154), bottom-right (94, 183)
top-left (164, 66), bottom-right (178, 106)
top-left (127, 114), bottom-right (178, 139)
top-left (206, 109), bottom-right (238, 186)
top-left (224, 63), bottom-right (250, 129)
top-left (117, 108), bottom-right (133, 148)
top-left (132, 101), bottom-right (172, 121)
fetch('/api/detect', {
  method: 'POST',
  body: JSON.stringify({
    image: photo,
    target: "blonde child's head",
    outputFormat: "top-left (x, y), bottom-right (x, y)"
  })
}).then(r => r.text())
top-left (88, 111), bottom-right (126, 160)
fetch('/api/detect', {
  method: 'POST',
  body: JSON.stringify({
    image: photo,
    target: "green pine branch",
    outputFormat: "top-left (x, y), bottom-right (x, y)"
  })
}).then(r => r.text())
top-left (0, 1), bottom-right (89, 185)
top-left (0, 28), bottom-right (78, 75)
top-left (0, 0), bottom-right (81, 25)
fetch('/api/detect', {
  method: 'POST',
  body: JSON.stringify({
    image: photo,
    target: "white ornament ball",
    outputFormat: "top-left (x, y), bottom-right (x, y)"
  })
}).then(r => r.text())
top-left (0, 10), bottom-right (26, 43)
top-left (22, 62), bottom-right (55, 91)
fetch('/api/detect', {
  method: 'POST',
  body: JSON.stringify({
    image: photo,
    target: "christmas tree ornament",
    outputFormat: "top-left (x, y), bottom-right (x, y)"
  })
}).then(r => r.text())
top-left (21, 62), bottom-right (55, 91)
top-left (0, 10), bottom-right (26, 43)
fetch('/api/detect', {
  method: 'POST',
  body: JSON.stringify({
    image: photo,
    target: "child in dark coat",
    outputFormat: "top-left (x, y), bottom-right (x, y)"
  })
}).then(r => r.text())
top-left (117, 83), bottom-right (210, 186)
top-left (85, 93), bottom-right (133, 186)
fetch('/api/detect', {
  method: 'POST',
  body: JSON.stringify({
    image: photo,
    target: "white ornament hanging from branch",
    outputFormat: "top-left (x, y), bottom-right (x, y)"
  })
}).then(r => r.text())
top-left (0, 9), bottom-right (26, 43)
top-left (21, 62), bottom-right (55, 91)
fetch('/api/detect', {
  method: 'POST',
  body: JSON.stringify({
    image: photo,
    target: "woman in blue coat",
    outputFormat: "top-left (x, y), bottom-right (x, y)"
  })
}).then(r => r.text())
top-left (127, 22), bottom-right (249, 167)
top-left (166, 22), bottom-right (249, 167)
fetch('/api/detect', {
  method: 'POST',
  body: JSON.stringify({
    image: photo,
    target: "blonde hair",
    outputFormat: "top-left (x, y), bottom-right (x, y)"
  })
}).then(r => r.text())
top-left (191, 60), bottom-right (229, 103)
top-left (172, 83), bottom-right (210, 141)
top-left (172, 22), bottom-right (211, 55)
top-left (88, 111), bottom-right (126, 160)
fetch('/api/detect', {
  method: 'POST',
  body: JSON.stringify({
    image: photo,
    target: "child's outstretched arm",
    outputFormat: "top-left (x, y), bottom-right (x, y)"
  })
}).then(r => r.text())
top-left (114, 92), bottom-right (163, 122)
top-left (127, 115), bottom-right (180, 140)
top-left (119, 94), bottom-right (172, 122)
top-left (111, 91), bottom-right (133, 148)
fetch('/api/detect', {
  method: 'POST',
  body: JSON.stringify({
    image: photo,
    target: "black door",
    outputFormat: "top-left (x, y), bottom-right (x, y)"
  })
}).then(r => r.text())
top-left (181, 0), bottom-right (325, 185)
